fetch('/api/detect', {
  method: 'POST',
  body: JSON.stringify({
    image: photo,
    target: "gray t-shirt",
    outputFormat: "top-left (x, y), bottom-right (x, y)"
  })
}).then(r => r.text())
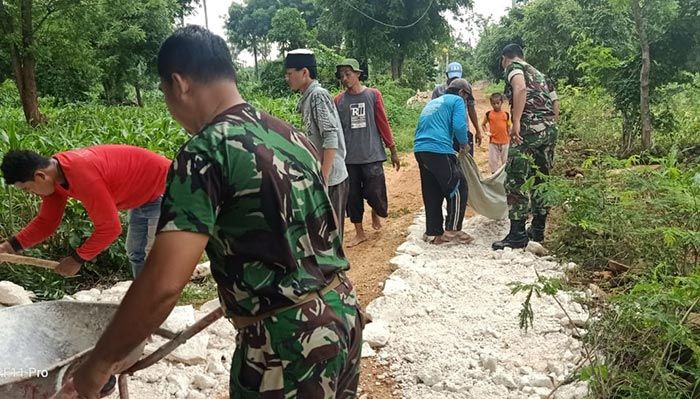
top-left (297, 81), bottom-right (348, 186)
top-left (335, 88), bottom-right (388, 165)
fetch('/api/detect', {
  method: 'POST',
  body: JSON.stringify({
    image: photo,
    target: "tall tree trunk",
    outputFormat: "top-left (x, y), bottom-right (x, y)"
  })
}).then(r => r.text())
top-left (390, 53), bottom-right (404, 80)
top-left (253, 44), bottom-right (259, 79)
top-left (134, 81), bottom-right (143, 107)
top-left (8, 0), bottom-right (47, 127)
top-left (631, 0), bottom-right (652, 150)
top-left (620, 111), bottom-right (637, 157)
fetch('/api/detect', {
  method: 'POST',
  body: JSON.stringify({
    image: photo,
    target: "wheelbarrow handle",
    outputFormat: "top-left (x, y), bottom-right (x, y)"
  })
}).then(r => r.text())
top-left (125, 307), bottom-right (225, 374)
top-left (0, 253), bottom-right (59, 269)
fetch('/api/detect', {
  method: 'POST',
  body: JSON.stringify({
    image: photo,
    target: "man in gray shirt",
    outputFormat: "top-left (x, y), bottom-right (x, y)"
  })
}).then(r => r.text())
top-left (335, 58), bottom-right (400, 248)
top-left (285, 49), bottom-right (350, 242)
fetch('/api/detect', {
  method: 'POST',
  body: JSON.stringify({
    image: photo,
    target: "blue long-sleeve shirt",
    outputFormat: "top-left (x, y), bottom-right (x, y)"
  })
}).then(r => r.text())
top-left (413, 94), bottom-right (469, 154)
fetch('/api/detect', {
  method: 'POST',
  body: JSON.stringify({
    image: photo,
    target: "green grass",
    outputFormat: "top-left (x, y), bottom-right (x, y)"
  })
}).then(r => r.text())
top-left (179, 276), bottom-right (218, 308)
top-left (537, 81), bottom-right (700, 398)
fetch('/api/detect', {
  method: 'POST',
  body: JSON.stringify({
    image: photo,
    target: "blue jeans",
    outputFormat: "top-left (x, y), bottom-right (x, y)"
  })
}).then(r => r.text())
top-left (125, 197), bottom-right (161, 277)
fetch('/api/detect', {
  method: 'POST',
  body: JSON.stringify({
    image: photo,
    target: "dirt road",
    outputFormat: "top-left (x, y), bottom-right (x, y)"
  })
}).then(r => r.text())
top-left (349, 88), bottom-right (494, 399)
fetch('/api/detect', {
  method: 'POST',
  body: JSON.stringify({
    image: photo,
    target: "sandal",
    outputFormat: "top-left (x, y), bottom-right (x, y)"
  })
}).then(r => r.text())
top-left (433, 231), bottom-right (474, 245)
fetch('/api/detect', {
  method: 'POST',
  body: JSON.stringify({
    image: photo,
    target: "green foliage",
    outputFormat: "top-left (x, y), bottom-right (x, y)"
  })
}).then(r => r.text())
top-left (556, 78), bottom-right (700, 161)
top-left (257, 43), bottom-right (343, 99)
top-left (0, 79), bottom-right (20, 107)
top-left (543, 152), bottom-right (699, 275)
top-left (0, 73), bottom-right (421, 298)
top-left (258, 60), bottom-right (289, 97)
top-left (0, 99), bottom-right (185, 298)
top-left (178, 276), bottom-right (218, 307)
top-left (226, 0), bottom-right (322, 73)
top-left (585, 271), bottom-right (700, 398)
top-left (474, 7), bottom-right (524, 81)
top-left (317, 0), bottom-right (472, 79)
top-left (91, 0), bottom-right (175, 104)
top-left (509, 272), bottom-right (564, 331)
top-left (365, 76), bottom-right (422, 153)
top-left (268, 7), bottom-right (312, 52)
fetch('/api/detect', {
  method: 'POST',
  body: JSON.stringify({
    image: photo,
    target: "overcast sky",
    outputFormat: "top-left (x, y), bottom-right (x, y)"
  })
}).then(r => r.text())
top-left (185, 0), bottom-right (512, 65)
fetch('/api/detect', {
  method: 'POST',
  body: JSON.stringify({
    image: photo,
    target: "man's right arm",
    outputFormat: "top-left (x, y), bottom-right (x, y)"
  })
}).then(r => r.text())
top-left (5, 193), bottom-right (69, 253)
top-left (312, 92), bottom-right (342, 183)
top-left (452, 98), bottom-right (469, 146)
top-left (509, 71), bottom-right (527, 145)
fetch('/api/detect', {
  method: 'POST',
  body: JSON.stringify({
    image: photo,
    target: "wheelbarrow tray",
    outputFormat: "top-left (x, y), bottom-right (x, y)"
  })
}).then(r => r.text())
top-left (0, 299), bottom-right (225, 399)
top-left (0, 300), bottom-right (144, 399)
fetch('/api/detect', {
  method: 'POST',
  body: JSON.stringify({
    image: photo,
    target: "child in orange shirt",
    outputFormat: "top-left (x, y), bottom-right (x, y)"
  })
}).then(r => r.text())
top-left (481, 93), bottom-right (511, 173)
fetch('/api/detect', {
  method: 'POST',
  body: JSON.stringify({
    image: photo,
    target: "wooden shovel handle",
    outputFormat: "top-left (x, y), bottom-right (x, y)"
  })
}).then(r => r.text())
top-left (0, 253), bottom-right (59, 269)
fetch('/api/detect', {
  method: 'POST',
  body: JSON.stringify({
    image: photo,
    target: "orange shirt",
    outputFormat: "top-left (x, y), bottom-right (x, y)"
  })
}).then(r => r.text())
top-left (483, 110), bottom-right (511, 145)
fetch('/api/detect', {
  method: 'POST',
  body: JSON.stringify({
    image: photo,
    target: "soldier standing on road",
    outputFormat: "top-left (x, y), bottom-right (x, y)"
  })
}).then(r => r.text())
top-left (493, 44), bottom-right (558, 250)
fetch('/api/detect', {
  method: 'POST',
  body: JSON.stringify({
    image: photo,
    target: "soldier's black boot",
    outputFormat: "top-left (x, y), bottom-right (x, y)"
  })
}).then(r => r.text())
top-left (492, 219), bottom-right (529, 250)
top-left (527, 214), bottom-right (547, 242)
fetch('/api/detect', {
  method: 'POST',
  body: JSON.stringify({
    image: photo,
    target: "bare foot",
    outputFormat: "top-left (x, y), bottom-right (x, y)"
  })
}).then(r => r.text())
top-left (346, 234), bottom-right (368, 248)
top-left (371, 210), bottom-right (383, 230)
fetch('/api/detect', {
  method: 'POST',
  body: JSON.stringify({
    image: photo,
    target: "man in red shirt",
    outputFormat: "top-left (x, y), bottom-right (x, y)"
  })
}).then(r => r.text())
top-left (0, 145), bottom-right (171, 277)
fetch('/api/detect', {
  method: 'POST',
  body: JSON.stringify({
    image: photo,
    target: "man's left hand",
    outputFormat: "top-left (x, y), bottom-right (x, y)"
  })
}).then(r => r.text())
top-left (55, 257), bottom-right (82, 277)
top-left (475, 130), bottom-right (483, 147)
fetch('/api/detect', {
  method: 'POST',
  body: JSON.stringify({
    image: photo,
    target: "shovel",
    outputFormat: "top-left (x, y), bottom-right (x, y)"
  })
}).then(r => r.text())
top-left (0, 253), bottom-right (59, 269)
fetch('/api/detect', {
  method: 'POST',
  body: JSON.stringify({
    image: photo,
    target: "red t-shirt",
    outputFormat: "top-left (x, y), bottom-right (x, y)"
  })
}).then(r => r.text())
top-left (14, 145), bottom-right (171, 261)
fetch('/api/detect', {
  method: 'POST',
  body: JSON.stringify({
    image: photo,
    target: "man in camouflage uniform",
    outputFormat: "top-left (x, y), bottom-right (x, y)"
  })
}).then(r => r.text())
top-left (54, 26), bottom-right (362, 399)
top-left (493, 44), bottom-right (558, 250)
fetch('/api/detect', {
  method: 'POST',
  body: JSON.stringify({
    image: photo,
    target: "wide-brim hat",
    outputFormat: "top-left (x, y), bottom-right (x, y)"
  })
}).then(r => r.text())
top-left (336, 58), bottom-right (363, 75)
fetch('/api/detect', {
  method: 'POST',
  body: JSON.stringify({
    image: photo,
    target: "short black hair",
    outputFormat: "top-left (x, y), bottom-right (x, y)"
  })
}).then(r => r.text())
top-left (1, 150), bottom-right (51, 184)
top-left (501, 43), bottom-right (524, 59)
top-left (490, 93), bottom-right (505, 102)
top-left (158, 25), bottom-right (237, 84)
top-left (295, 66), bottom-right (318, 80)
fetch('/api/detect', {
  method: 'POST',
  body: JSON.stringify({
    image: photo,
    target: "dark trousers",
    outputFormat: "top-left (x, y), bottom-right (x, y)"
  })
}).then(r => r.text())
top-left (328, 178), bottom-right (350, 243)
top-left (346, 162), bottom-right (389, 224)
top-left (415, 152), bottom-right (468, 236)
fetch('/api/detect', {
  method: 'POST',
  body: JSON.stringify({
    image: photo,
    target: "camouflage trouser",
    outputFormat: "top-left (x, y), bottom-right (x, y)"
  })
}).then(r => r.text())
top-left (505, 122), bottom-right (558, 220)
top-left (229, 277), bottom-right (363, 398)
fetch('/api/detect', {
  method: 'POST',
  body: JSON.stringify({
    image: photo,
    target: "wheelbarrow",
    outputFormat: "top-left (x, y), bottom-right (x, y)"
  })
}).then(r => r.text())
top-left (0, 300), bottom-right (224, 399)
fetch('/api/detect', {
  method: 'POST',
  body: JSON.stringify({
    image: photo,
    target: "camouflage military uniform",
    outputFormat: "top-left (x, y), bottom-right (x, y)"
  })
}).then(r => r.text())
top-left (503, 61), bottom-right (558, 220)
top-left (157, 103), bottom-right (363, 398)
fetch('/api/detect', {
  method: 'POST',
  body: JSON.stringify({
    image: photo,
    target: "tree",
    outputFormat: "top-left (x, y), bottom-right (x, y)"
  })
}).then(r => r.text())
top-left (474, 8), bottom-right (525, 81)
top-left (575, 0), bottom-right (689, 153)
top-left (175, 0), bottom-right (199, 27)
top-left (520, 0), bottom-right (582, 83)
top-left (318, 0), bottom-right (472, 80)
top-left (0, 0), bottom-right (81, 125)
top-left (476, 0), bottom-right (699, 154)
top-left (226, 0), bottom-right (276, 78)
top-left (91, 0), bottom-right (175, 105)
top-left (268, 7), bottom-right (312, 52)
